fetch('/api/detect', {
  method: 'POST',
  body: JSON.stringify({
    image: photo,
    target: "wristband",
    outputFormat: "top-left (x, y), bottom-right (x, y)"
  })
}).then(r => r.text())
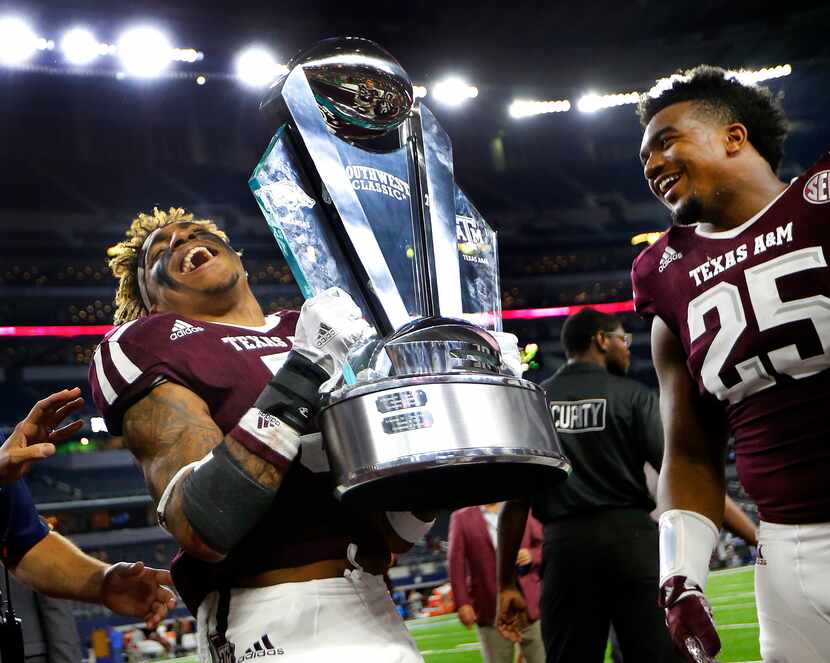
top-left (385, 511), bottom-right (435, 544)
top-left (230, 407), bottom-right (301, 470)
top-left (659, 509), bottom-right (719, 590)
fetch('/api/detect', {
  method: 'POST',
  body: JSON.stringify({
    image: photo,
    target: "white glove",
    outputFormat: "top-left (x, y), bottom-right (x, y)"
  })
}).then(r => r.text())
top-left (292, 287), bottom-right (377, 388)
top-left (491, 331), bottom-right (523, 377)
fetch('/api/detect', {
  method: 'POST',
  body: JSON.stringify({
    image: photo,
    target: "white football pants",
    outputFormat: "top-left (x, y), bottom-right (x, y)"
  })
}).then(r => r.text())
top-left (196, 569), bottom-right (423, 663)
top-left (755, 520), bottom-right (830, 662)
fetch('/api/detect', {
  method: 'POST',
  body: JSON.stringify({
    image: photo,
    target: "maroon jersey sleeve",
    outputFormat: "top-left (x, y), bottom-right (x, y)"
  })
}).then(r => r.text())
top-left (88, 314), bottom-right (199, 435)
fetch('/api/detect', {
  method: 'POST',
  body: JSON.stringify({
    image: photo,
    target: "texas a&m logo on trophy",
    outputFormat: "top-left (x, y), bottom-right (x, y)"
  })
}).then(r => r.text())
top-left (250, 37), bottom-right (569, 509)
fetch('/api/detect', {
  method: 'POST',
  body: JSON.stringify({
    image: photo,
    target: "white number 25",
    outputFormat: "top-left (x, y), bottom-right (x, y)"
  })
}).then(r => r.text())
top-left (687, 246), bottom-right (830, 404)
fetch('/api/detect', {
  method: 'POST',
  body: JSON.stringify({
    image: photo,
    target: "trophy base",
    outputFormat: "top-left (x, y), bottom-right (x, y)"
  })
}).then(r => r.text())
top-left (321, 374), bottom-right (570, 510)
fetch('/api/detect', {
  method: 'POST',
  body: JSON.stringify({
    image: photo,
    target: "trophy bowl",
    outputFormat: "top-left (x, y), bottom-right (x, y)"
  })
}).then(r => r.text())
top-left (261, 37), bottom-right (414, 141)
top-left (319, 318), bottom-right (570, 510)
top-left (321, 373), bottom-right (569, 510)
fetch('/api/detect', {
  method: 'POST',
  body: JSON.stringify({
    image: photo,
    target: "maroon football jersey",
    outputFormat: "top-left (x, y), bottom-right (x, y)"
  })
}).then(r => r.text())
top-left (89, 311), bottom-right (387, 613)
top-left (632, 152), bottom-right (830, 525)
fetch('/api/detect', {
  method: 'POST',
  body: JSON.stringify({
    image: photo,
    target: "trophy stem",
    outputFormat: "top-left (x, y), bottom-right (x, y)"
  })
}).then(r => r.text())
top-left (398, 109), bottom-right (440, 317)
top-left (400, 109), bottom-right (439, 318)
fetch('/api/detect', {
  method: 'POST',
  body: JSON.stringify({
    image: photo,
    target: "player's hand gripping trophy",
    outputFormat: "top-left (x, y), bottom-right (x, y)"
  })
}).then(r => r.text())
top-left (250, 37), bottom-right (570, 510)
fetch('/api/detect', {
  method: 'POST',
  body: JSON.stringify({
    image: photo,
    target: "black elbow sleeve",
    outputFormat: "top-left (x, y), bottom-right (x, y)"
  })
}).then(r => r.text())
top-left (181, 443), bottom-right (276, 556)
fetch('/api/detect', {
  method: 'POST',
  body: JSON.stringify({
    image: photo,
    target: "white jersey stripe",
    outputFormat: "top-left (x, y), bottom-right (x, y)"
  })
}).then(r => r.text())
top-left (92, 347), bottom-right (118, 405)
top-left (108, 340), bottom-right (143, 386)
top-left (108, 318), bottom-right (139, 343)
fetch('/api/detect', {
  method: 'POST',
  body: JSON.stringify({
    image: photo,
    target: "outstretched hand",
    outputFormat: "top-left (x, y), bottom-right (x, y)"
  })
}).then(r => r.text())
top-left (0, 388), bottom-right (85, 484)
top-left (496, 586), bottom-right (528, 643)
top-left (101, 562), bottom-right (177, 629)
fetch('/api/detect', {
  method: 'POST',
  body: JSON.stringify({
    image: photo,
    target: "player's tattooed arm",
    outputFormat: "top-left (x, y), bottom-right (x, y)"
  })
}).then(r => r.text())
top-left (651, 316), bottom-right (728, 526)
top-left (123, 382), bottom-right (282, 562)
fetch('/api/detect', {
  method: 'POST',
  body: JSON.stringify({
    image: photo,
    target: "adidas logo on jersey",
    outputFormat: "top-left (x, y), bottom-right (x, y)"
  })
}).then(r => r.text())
top-left (170, 319), bottom-right (205, 340)
top-left (237, 634), bottom-right (283, 660)
top-left (658, 246), bottom-right (683, 272)
top-left (314, 322), bottom-right (337, 348)
top-left (256, 411), bottom-right (282, 430)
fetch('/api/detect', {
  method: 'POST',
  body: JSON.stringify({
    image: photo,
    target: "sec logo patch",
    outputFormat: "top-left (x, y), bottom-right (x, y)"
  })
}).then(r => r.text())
top-left (803, 169), bottom-right (830, 204)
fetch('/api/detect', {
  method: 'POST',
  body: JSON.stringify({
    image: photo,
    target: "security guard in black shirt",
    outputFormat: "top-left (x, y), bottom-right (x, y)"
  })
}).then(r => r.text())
top-left (495, 309), bottom-right (756, 663)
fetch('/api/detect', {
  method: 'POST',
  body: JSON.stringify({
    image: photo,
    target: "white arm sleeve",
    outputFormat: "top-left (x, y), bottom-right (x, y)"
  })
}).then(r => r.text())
top-left (659, 509), bottom-right (719, 589)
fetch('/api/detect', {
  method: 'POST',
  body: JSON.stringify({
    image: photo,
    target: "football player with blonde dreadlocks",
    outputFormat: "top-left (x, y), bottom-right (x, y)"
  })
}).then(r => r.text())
top-left (107, 207), bottom-right (232, 324)
top-left (90, 207), bottom-right (432, 662)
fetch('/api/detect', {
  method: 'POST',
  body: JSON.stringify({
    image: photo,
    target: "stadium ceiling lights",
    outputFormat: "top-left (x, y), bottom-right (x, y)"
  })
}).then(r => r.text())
top-left (61, 27), bottom-right (105, 66)
top-left (509, 98), bottom-right (571, 118)
top-left (235, 46), bottom-right (287, 88)
top-left (116, 25), bottom-right (173, 77)
top-left (576, 91), bottom-right (639, 114)
top-left (728, 64), bottom-right (792, 86)
top-left (647, 64), bottom-right (792, 98)
top-left (0, 16), bottom-right (51, 66)
top-left (432, 77), bottom-right (478, 106)
top-left (513, 64), bottom-right (793, 118)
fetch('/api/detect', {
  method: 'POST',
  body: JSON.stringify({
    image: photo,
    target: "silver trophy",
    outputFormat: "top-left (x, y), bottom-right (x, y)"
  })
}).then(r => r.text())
top-left (250, 37), bottom-right (569, 509)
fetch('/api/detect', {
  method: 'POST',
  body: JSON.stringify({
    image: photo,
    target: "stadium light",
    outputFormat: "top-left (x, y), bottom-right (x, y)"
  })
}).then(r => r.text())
top-left (647, 74), bottom-right (687, 99)
top-left (116, 25), bottom-right (173, 77)
top-left (577, 91), bottom-right (639, 114)
top-left (728, 64), bottom-right (791, 86)
top-left (432, 77), bottom-right (478, 106)
top-left (172, 48), bottom-right (202, 63)
top-left (61, 27), bottom-right (101, 66)
top-left (0, 16), bottom-right (39, 66)
top-left (235, 46), bottom-right (286, 88)
top-left (509, 98), bottom-right (571, 119)
top-left (648, 65), bottom-right (793, 98)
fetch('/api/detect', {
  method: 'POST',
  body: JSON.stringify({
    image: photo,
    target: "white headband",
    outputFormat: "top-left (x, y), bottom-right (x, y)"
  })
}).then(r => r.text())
top-left (136, 227), bottom-right (162, 313)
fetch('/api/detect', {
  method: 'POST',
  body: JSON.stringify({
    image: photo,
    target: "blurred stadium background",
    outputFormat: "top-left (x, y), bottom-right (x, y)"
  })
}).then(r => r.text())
top-left (2, 1), bottom-right (829, 660)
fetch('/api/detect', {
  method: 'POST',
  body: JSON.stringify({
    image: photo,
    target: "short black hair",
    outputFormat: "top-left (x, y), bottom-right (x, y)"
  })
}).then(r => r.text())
top-left (561, 308), bottom-right (620, 357)
top-left (637, 65), bottom-right (789, 172)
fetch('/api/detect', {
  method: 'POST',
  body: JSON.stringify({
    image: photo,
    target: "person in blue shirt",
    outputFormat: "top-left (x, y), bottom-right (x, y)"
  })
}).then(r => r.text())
top-left (1, 388), bottom-right (176, 628)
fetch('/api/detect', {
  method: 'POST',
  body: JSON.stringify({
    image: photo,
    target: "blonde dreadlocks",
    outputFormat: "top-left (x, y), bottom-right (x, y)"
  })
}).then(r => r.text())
top-left (107, 207), bottom-right (230, 325)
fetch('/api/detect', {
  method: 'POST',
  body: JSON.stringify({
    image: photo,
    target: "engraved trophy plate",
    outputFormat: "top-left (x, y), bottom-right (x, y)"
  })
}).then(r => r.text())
top-left (251, 37), bottom-right (568, 508)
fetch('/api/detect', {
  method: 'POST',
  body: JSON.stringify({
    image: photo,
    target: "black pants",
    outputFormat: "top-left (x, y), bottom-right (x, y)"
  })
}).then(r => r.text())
top-left (540, 508), bottom-right (684, 663)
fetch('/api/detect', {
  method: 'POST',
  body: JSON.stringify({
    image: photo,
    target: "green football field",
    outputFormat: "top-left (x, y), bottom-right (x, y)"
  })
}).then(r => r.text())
top-left (158, 565), bottom-right (760, 663)
top-left (407, 565), bottom-right (760, 663)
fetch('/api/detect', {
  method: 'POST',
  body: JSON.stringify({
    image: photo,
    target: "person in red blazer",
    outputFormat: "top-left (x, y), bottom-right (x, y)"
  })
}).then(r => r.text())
top-left (448, 503), bottom-right (545, 663)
